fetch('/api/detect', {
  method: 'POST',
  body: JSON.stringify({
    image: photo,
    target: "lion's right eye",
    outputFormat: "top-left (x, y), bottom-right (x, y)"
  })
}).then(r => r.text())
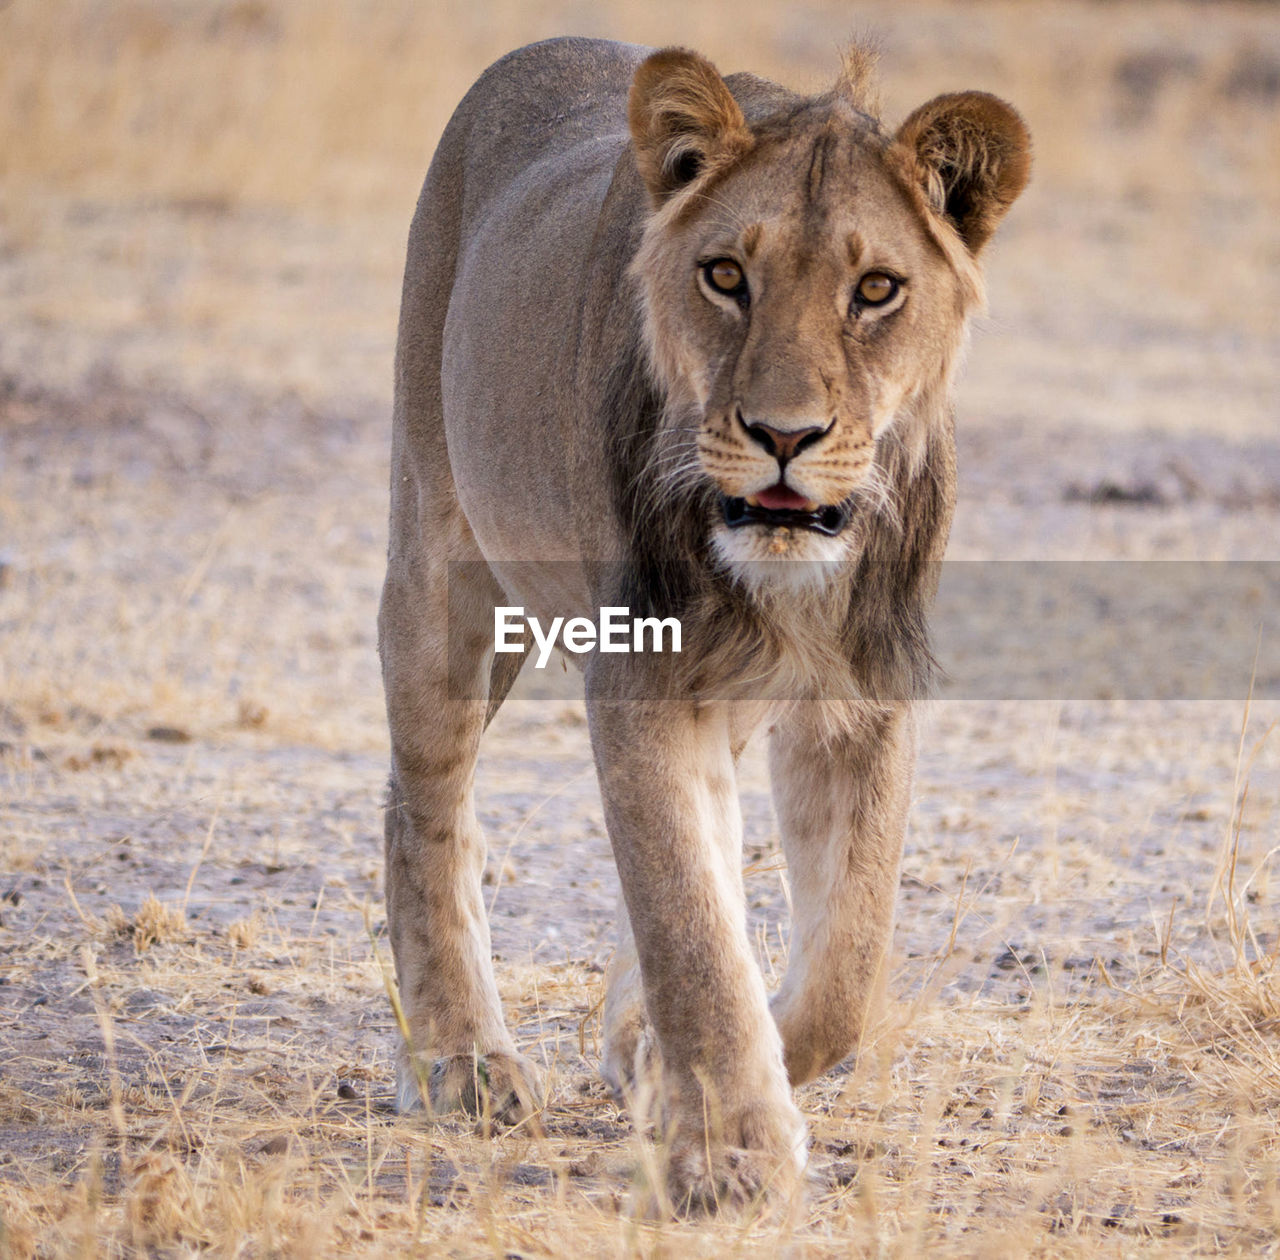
top-left (703, 259), bottom-right (748, 301)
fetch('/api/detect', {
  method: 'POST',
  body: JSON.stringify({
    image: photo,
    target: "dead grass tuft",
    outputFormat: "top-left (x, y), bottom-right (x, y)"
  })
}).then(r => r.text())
top-left (63, 744), bottom-right (138, 773)
top-left (125, 1151), bottom-right (195, 1251)
top-left (133, 894), bottom-right (188, 951)
top-left (101, 894), bottom-right (188, 953)
top-left (228, 912), bottom-right (264, 951)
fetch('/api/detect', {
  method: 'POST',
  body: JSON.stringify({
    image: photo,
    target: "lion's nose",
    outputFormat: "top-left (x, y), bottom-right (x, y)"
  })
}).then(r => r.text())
top-left (740, 417), bottom-right (830, 463)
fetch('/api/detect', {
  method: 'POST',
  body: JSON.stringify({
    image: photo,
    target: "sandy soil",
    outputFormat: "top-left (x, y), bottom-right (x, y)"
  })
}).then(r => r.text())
top-left (2, 367), bottom-right (1277, 1250)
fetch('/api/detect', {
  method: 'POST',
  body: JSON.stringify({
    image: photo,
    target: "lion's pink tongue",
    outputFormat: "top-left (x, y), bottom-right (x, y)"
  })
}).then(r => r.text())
top-left (753, 484), bottom-right (812, 511)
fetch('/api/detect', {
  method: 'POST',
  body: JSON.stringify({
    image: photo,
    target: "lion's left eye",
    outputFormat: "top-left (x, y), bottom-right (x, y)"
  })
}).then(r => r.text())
top-left (855, 272), bottom-right (900, 306)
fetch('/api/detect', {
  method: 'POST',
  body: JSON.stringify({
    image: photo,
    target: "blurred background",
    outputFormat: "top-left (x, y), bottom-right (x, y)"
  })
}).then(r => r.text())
top-left (1, 0), bottom-right (1278, 741)
top-left (2, 0), bottom-right (1277, 433)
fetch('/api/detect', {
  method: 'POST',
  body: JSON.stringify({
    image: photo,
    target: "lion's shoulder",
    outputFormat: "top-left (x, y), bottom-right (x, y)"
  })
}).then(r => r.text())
top-left (450, 38), bottom-right (648, 150)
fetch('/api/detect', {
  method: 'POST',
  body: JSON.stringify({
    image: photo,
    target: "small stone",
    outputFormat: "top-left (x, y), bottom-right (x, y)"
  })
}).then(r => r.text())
top-left (146, 726), bottom-right (192, 743)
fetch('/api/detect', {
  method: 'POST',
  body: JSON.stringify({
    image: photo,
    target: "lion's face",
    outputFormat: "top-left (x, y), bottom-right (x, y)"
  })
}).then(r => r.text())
top-left (628, 53), bottom-right (1030, 587)
top-left (636, 128), bottom-right (973, 579)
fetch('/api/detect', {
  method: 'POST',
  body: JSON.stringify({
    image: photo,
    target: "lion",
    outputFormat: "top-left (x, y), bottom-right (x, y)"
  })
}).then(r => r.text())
top-left (378, 36), bottom-right (1030, 1211)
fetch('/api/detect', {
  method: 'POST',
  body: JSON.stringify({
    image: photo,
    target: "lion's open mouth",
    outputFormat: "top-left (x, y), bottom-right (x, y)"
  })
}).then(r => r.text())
top-left (720, 486), bottom-right (851, 536)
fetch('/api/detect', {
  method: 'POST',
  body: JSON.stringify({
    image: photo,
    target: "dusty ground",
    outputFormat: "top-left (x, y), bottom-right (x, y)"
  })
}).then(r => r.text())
top-left (2, 0), bottom-right (1280, 1255)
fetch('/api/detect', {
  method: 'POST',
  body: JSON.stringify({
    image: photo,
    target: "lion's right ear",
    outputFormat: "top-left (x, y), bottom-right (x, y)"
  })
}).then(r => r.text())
top-left (629, 48), bottom-right (752, 205)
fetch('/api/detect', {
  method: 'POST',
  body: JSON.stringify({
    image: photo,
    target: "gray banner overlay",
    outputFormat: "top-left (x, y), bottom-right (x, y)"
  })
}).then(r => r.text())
top-left (447, 562), bottom-right (1280, 701)
top-left (931, 562), bottom-right (1277, 700)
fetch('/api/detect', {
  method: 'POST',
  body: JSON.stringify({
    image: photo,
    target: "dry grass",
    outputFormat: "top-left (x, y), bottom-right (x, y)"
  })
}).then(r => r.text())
top-left (1, 0), bottom-right (1277, 425)
top-left (3, 0), bottom-right (1277, 217)
top-left (1, 707), bottom-right (1278, 1255)
top-left (2, 0), bottom-right (1280, 1255)
top-left (2, 375), bottom-right (1278, 1253)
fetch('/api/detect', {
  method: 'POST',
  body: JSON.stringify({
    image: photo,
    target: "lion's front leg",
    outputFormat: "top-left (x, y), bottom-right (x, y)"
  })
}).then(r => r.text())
top-left (601, 701), bottom-right (767, 1102)
top-left (588, 684), bottom-right (806, 1211)
top-left (768, 704), bottom-right (915, 1085)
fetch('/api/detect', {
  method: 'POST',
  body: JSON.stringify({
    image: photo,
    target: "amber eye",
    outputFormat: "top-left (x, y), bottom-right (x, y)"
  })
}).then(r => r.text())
top-left (704, 258), bottom-right (746, 296)
top-left (856, 272), bottom-right (900, 306)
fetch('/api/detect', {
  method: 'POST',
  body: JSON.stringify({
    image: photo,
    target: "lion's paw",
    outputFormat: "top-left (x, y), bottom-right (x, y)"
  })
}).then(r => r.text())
top-left (666, 1137), bottom-right (807, 1217)
top-left (396, 1050), bottom-right (543, 1125)
top-left (661, 1101), bottom-right (809, 1217)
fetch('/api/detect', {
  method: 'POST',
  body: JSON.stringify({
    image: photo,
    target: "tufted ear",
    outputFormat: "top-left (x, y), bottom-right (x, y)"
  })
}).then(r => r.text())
top-left (894, 91), bottom-right (1031, 254)
top-left (629, 48), bottom-right (753, 205)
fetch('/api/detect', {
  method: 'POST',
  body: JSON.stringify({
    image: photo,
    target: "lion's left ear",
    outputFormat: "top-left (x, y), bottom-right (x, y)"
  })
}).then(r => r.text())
top-left (629, 48), bottom-right (753, 205)
top-left (894, 92), bottom-right (1031, 255)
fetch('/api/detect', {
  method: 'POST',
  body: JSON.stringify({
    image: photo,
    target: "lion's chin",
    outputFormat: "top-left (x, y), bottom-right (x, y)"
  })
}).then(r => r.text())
top-left (710, 520), bottom-right (850, 594)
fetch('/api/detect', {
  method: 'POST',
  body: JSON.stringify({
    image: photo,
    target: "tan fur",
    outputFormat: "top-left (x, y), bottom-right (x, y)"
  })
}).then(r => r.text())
top-left (833, 40), bottom-right (882, 116)
top-left (629, 48), bottom-right (755, 205)
top-left (379, 37), bottom-right (1029, 1212)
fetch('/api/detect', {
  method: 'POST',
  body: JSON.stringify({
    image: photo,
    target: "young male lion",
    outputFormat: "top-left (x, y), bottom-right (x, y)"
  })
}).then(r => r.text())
top-left (379, 37), bottom-right (1029, 1210)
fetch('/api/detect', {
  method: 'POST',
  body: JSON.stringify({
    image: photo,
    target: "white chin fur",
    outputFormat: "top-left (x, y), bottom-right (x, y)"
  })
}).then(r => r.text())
top-left (711, 524), bottom-right (849, 594)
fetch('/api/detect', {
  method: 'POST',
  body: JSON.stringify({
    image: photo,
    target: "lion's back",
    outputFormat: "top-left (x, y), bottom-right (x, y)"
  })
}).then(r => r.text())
top-left (436, 38), bottom-right (648, 227)
top-left (398, 39), bottom-right (652, 565)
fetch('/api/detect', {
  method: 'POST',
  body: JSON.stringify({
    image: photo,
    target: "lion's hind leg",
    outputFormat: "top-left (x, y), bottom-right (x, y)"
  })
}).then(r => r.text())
top-left (601, 899), bottom-right (654, 1101)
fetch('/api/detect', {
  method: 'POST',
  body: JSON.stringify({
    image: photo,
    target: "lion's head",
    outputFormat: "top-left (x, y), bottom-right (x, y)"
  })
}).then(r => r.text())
top-left (627, 48), bottom-right (1030, 590)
